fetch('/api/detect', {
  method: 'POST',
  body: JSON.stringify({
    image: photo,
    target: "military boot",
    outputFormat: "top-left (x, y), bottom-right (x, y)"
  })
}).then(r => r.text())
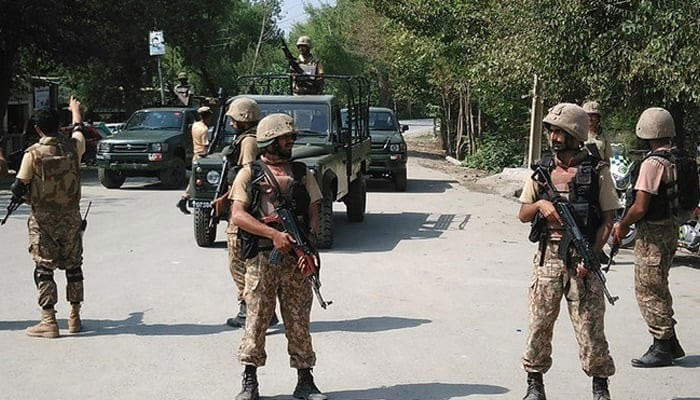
top-left (293, 368), bottom-right (327, 400)
top-left (631, 338), bottom-right (673, 368)
top-left (176, 197), bottom-right (190, 215)
top-left (68, 303), bottom-right (82, 333)
top-left (227, 302), bottom-right (247, 328)
top-left (670, 331), bottom-right (685, 359)
top-left (522, 372), bottom-right (546, 400)
top-left (592, 377), bottom-right (611, 400)
top-left (26, 309), bottom-right (59, 339)
top-left (235, 365), bottom-right (259, 400)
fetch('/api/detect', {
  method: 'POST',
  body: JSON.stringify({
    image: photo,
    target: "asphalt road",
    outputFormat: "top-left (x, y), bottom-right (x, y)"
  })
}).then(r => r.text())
top-left (1, 158), bottom-right (699, 400)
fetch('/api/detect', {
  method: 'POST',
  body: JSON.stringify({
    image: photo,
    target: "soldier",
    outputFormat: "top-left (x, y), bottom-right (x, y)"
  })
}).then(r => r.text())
top-left (211, 97), bottom-right (277, 328)
top-left (173, 72), bottom-right (195, 106)
top-left (518, 103), bottom-right (617, 400)
top-left (230, 113), bottom-right (326, 400)
top-left (292, 36), bottom-right (325, 95)
top-left (177, 106), bottom-right (214, 214)
top-left (12, 96), bottom-right (86, 338)
top-left (583, 101), bottom-right (613, 162)
top-left (612, 107), bottom-right (685, 368)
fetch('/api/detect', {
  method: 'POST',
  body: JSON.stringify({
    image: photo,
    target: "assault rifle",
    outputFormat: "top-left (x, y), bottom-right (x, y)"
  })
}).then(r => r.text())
top-left (280, 38), bottom-right (306, 75)
top-left (80, 201), bottom-right (92, 232)
top-left (1, 197), bottom-right (23, 226)
top-left (207, 88), bottom-right (230, 229)
top-left (266, 207), bottom-right (332, 309)
top-left (532, 165), bottom-right (620, 305)
top-left (209, 155), bottom-right (229, 230)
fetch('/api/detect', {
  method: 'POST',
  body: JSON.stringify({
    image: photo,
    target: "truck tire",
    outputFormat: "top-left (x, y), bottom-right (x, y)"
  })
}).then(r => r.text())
top-left (345, 174), bottom-right (366, 222)
top-left (194, 208), bottom-right (216, 247)
top-left (317, 195), bottom-right (333, 249)
top-left (161, 157), bottom-right (187, 189)
top-left (393, 169), bottom-right (407, 192)
top-left (98, 168), bottom-right (125, 189)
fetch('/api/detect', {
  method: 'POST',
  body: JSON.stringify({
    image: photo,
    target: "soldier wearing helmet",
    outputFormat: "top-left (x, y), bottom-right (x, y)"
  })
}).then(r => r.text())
top-left (518, 103), bottom-right (618, 400)
top-left (177, 106), bottom-right (215, 214)
top-left (292, 35), bottom-right (325, 95)
top-left (229, 113), bottom-right (326, 400)
top-left (12, 96), bottom-right (88, 338)
top-left (613, 107), bottom-right (686, 368)
top-left (583, 101), bottom-right (613, 162)
top-left (173, 72), bottom-right (195, 106)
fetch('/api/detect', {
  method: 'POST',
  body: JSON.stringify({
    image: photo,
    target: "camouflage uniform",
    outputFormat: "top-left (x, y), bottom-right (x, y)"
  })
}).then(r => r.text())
top-left (634, 220), bottom-right (678, 340)
top-left (227, 230), bottom-right (245, 297)
top-left (238, 251), bottom-right (315, 368)
top-left (23, 136), bottom-right (84, 308)
top-left (522, 240), bottom-right (616, 377)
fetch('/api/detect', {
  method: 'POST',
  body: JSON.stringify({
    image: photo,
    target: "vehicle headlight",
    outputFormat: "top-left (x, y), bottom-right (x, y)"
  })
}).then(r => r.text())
top-left (98, 142), bottom-right (110, 152)
top-left (206, 170), bottom-right (221, 185)
top-left (150, 143), bottom-right (167, 152)
top-left (389, 143), bottom-right (401, 153)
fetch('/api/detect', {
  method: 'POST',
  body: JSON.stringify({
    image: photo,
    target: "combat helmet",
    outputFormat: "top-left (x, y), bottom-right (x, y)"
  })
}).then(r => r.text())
top-left (543, 103), bottom-right (589, 143)
top-left (177, 72), bottom-right (187, 80)
top-left (582, 101), bottom-right (602, 116)
top-left (257, 113), bottom-right (297, 148)
top-left (296, 36), bottom-right (312, 48)
top-left (636, 107), bottom-right (675, 139)
top-left (226, 97), bottom-right (261, 122)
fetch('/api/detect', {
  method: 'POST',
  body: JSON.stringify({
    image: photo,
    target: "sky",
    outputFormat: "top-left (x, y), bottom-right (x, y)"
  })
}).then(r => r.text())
top-left (278, 0), bottom-right (336, 34)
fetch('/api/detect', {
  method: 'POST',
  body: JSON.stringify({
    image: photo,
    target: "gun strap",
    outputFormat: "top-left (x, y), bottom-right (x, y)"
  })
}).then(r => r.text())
top-left (256, 160), bottom-right (282, 202)
top-left (538, 237), bottom-right (547, 266)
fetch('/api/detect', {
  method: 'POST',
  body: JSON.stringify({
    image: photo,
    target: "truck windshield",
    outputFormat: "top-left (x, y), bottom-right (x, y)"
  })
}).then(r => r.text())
top-left (341, 109), bottom-right (396, 131)
top-left (259, 103), bottom-right (330, 135)
top-left (124, 111), bottom-right (183, 131)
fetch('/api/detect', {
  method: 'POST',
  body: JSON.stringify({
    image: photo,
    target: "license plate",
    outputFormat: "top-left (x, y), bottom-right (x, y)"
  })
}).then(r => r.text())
top-left (190, 200), bottom-right (211, 209)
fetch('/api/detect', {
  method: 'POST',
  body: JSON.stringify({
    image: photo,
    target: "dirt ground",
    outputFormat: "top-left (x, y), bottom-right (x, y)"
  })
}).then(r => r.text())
top-left (405, 135), bottom-right (495, 194)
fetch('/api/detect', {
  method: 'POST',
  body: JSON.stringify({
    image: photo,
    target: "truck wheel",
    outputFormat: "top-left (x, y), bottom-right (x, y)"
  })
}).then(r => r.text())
top-left (161, 157), bottom-right (187, 189)
top-left (194, 208), bottom-right (216, 247)
top-left (346, 174), bottom-right (366, 222)
top-left (393, 169), bottom-right (407, 192)
top-left (98, 168), bottom-right (125, 189)
top-left (317, 195), bottom-right (333, 249)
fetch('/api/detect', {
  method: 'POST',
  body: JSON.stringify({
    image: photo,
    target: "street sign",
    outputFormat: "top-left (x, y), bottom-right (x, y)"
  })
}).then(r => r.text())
top-left (149, 31), bottom-right (165, 56)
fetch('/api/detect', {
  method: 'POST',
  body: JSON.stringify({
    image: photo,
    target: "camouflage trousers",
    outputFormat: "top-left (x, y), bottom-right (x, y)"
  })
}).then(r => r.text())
top-left (634, 221), bottom-right (678, 340)
top-left (227, 232), bottom-right (246, 300)
top-left (239, 251), bottom-right (315, 368)
top-left (522, 240), bottom-right (615, 377)
top-left (28, 210), bottom-right (84, 308)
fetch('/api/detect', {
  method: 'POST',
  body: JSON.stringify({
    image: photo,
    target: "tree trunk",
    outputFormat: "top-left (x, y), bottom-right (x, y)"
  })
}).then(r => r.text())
top-left (455, 89), bottom-right (464, 160)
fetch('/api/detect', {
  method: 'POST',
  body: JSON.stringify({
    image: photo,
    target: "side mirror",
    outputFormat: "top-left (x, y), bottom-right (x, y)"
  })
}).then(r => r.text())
top-left (401, 124), bottom-right (409, 133)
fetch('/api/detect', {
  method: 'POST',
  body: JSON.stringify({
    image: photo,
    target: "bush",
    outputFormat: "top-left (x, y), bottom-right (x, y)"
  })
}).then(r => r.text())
top-left (463, 135), bottom-right (523, 172)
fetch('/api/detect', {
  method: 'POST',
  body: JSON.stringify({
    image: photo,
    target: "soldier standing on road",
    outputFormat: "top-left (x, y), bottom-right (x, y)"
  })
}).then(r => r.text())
top-left (292, 36), bottom-right (324, 95)
top-left (612, 107), bottom-right (685, 368)
top-left (518, 103), bottom-right (617, 400)
top-left (12, 96), bottom-right (87, 338)
top-left (230, 113), bottom-right (326, 400)
top-left (583, 101), bottom-right (613, 162)
top-left (210, 97), bottom-right (278, 328)
top-left (177, 106), bottom-right (214, 214)
top-left (173, 72), bottom-right (195, 106)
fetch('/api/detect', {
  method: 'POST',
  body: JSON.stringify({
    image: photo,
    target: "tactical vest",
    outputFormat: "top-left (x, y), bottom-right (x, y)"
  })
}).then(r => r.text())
top-left (27, 135), bottom-right (81, 211)
top-left (225, 128), bottom-right (257, 185)
top-left (238, 160), bottom-right (311, 259)
top-left (534, 154), bottom-right (603, 243)
top-left (628, 148), bottom-right (689, 222)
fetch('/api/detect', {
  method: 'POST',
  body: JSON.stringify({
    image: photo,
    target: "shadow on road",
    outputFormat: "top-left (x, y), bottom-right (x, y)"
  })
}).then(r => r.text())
top-left (265, 382), bottom-right (509, 400)
top-left (331, 212), bottom-right (470, 253)
top-left (268, 316), bottom-right (431, 336)
top-left (0, 311), bottom-right (232, 337)
top-left (367, 178), bottom-right (457, 194)
top-left (407, 149), bottom-right (444, 161)
top-left (673, 255), bottom-right (700, 270)
top-left (676, 355), bottom-right (700, 368)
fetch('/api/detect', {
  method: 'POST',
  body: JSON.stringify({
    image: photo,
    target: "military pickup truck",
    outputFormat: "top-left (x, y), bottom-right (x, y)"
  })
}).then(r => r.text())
top-left (189, 76), bottom-right (371, 249)
top-left (95, 107), bottom-right (196, 189)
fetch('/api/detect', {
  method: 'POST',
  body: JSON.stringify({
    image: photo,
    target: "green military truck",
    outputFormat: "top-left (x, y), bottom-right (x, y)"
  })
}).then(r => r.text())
top-left (189, 76), bottom-right (371, 249)
top-left (95, 107), bottom-right (196, 189)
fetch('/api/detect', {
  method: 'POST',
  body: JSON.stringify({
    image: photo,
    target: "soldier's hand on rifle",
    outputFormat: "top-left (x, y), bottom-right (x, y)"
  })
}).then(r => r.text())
top-left (210, 195), bottom-right (230, 217)
top-left (576, 261), bottom-right (588, 279)
top-left (537, 199), bottom-right (562, 224)
top-left (272, 230), bottom-right (295, 253)
top-left (611, 223), bottom-right (629, 246)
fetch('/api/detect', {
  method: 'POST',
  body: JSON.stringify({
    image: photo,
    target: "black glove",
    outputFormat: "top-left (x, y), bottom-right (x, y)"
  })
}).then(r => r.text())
top-left (80, 219), bottom-right (88, 232)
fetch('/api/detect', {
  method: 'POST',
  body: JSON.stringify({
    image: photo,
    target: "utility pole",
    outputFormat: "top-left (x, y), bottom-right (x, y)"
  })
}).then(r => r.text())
top-left (527, 74), bottom-right (544, 166)
top-left (250, 1), bottom-right (268, 74)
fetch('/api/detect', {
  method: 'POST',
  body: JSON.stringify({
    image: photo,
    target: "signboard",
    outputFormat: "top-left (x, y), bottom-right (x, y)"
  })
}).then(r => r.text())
top-left (34, 86), bottom-right (50, 109)
top-left (149, 31), bottom-right (165, 56)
